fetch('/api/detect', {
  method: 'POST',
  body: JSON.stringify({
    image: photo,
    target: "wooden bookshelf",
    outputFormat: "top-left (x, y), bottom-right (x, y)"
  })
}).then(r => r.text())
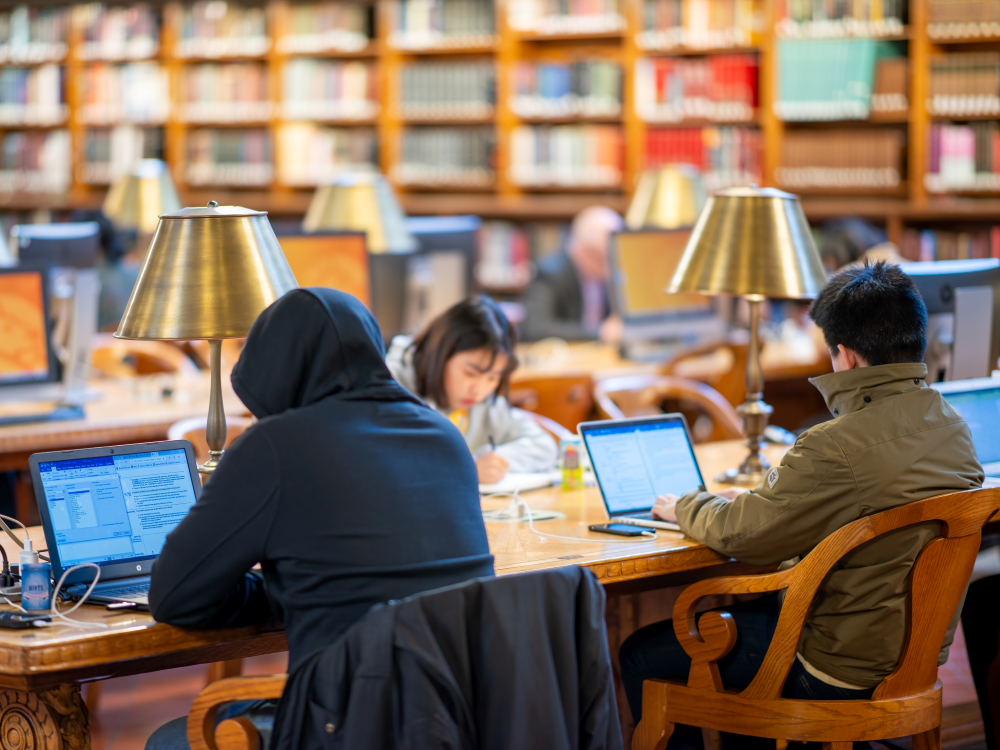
top-left (0, 0), bottom-right (999, 241)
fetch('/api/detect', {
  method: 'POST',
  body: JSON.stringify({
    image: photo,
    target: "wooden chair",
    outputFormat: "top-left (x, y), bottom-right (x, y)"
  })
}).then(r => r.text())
top-left (633, 487), bottom-right (1000, 750)
top-left (167, 416), bottom-right (254, 466)
top-left (189, 675), bottom-right (287, 750)
top-left (91, 333), bottom-right (201, 379)
top-left (508, 373), bottom-right (595, 432)
top-left (594, 374), bottom-right (743, 443)
top-left (659, 333), bottom-right (751, 408)
top-left (526, 410), bottom-right (574, 442)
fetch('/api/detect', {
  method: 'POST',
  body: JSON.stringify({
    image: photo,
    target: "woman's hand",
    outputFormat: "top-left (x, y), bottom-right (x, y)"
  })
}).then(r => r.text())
top-left (476, 452), bottom-right (510, 484)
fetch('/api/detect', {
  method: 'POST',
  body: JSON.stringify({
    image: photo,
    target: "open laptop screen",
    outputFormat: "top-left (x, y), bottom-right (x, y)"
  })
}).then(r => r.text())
top-left (581, 417), bottom-right (705, 515)
top-left (940, 386), bottom-right (1000, 466)
top-left (36, 448), bottom-right (197, 568)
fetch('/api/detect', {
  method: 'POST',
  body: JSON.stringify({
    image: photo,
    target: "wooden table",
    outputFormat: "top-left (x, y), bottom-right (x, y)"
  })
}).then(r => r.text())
top-left (0, 438), bottom-right (788, 749)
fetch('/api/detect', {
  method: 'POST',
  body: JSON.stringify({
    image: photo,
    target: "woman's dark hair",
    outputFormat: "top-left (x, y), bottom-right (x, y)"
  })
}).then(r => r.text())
top-left (809, 261), bottom-right (927, 366)
top-left (411, 296), bottom-right (518, 408)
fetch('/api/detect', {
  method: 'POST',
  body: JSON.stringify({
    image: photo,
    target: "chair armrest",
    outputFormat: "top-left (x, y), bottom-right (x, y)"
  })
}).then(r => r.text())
top-left (670, 568), bottom-right (796, 691)
top-left (188, 675), bottom-right (288, 750)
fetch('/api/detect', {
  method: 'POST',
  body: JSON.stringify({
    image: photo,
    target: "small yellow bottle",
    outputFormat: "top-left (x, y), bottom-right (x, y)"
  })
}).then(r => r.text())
top-left (560, 436), bottom-right (584, 490)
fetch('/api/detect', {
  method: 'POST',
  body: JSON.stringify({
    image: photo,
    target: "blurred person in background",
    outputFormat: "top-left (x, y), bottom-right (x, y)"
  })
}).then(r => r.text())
top-left (521, 206), bottom-right (624, 343)
top-left (70, 209), bottom-right (139, 331)
top-left (820, 217), bottom-right (904, 272)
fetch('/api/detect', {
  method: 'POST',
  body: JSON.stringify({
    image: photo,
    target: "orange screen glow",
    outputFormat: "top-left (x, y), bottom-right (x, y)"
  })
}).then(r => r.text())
top-left (0, 271), bottom-right (50, 383)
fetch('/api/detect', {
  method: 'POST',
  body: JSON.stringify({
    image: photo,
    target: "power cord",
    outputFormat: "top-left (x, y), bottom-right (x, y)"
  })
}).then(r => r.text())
top-left (0, 515), bottom-right (49, 562)
top-left (33, 562), bottom-right (109, 630)
top-left (484, 490), bottom-right (659, 544)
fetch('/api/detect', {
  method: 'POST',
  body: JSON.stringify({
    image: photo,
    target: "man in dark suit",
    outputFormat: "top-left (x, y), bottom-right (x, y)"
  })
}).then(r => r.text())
top-left (521, 206), bottom-right (624, 342)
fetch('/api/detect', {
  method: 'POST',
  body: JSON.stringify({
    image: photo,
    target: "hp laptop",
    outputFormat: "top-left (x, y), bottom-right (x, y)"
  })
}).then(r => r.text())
top-left (578, 414), bottom-right (706, 531)
top-left (934, 378), bottom-right (1000, 488)
top-left (29, 440), bottom-right (201, 610)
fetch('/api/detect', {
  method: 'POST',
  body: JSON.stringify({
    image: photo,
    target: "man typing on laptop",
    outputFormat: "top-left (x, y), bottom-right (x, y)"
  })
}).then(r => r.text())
top-left (619, 262), bottom-right (984, 750)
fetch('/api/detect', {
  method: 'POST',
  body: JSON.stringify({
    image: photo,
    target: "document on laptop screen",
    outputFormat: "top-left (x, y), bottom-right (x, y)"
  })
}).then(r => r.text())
top-left (38, 449), bottom-right (197, 566)
top-left (584, 421), bottom-right (703, 514)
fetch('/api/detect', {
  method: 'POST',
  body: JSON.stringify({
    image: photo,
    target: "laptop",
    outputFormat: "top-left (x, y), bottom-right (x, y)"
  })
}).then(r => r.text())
top-left (933, 378), bottom-right (1000, 487)
top-left (29, 440), bottom-right (201, 610)
top-left (578, 414), bottom-right (706, 531)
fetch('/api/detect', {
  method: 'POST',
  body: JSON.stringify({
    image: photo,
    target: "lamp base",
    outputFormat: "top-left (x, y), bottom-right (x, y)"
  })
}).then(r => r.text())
top-left (716, 394), bottom-right (774, 487)
top-left (198, 449), bottom-right (224, 476)
top-left (715, 467), bottom-right (766, 486)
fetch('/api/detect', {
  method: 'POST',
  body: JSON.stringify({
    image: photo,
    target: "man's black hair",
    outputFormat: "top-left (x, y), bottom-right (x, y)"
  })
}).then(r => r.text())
top-left (808, 261), bottom-right (927, 366)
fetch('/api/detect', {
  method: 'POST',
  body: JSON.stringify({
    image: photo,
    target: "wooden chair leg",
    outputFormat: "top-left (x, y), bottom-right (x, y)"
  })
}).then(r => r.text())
top-left (84, 681), bottom-right (101, 718)
top-left (822, 743), bottom-right (852, 750)
top-left (215, 717), bottom-right (261, 750)
top-left (206, 658), bottom-right (243, 685)
top-left (912, 727), bottom-right (941, 750)
top-left (632, 680), bottom-right (674, 750)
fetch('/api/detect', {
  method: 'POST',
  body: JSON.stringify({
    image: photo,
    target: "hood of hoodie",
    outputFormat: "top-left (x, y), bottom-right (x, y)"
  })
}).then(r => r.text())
top-left (231, 288), bottom-right (422, 419)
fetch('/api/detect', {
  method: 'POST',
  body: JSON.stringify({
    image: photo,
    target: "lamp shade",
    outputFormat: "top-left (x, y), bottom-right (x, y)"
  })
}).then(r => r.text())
top-left (668, 186), bottom-right (828, 299)
top-left (103, 158), bottom-right (182, 234)
top-left (625, 164), bottom-right (707, 230)
top-left (115, 203), bottom-right (298, 340)
top-left (302, 172), bottom-right (417, 253)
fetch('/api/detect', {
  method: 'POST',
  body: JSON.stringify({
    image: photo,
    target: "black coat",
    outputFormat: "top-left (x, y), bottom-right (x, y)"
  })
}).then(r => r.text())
top-left (271, 566), bottom-right (624, 750)
top-left (149, 288), bottom-right (496, 672)
top-left (521, 250), bottom-right (611, 342)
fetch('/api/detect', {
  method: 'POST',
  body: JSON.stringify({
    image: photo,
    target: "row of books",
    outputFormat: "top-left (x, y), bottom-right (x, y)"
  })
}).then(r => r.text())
top-left (928, 53), bottom-right (1000, 117)
top-left (277, 123), bottom-right (378, 186)
top-left (872, 57), bottom-right (908, 112)
top-left (81, 125), bottom-right (163, 184)
top-left (639, 0), bottom-right (753, 50)
top-left (394, 126), bottom-right (495, 186)
top-left (181, 63), bottom-right (271, 122)
top-left (0, 65), bottom-right (66, 127)
top-left (644, 126), bottom-right (761, 190)
top-left (477, 222), bottom-right (533, 290)
top-left (0, 6), bottom-right (69, 64)
top-left (776, 128), bottom-right (903, 188)
top-left (511, 60), bottom-right (622, 118)
top-left (776, 39), bottom-right (905, 120)
top-left (927, 0), bottom-right (1000, 37)
top-left (80, 62), bottom-right (169, 125)
top-left (776, 0), bottom-right (906, 37)
top-left (899, 228), bottom-right (1000, 262)
top-left (390, 0), bottom-right (496, 49)
top-left (284, 59), bottom-right (378, 120)
top-left (400, 62), bottom-right (495, 118)
top-left (0, 130), bottom-right (71, 194)
top-left (178, 1), bottom-right (269, 58)
top-left (507, 0), bottom-right (625, 33)
top-left (278, 1), bottom-right (371, 54)
top-left (186, 128), bottom-right (273, 186)
top-left (635, 54), bottom-right (757, 123)
top-left (509, 124), bottom-right (623, 187)
top-left (77, 3), bottom-right (159, 61)
top-left (926, 121), bottom-right (1000, 192)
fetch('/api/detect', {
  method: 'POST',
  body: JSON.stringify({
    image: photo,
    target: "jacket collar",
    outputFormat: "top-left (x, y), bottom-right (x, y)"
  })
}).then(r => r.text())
top-left (809, 362), bottom-right (929, 417)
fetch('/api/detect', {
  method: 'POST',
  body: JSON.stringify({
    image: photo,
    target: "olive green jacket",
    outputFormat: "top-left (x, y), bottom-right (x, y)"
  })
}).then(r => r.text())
top-left (676, 362), bottom-right (984, 688)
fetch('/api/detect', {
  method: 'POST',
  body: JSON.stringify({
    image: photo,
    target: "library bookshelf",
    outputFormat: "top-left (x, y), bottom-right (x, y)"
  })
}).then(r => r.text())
top-left (3, 0), bottom-right (1000, 253)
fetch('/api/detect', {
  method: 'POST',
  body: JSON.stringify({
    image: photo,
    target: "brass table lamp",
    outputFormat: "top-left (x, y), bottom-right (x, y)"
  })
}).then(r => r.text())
top-left (668, 186), bottom-right (828, 485)
top-left (115, 202), bottom-right (298, 475)
top-left (302, 172), bottom-right (417, 253)
top-left (103, 158), bottom-right (181, 235)
top-left (625, 164), bottom-right (707, 230)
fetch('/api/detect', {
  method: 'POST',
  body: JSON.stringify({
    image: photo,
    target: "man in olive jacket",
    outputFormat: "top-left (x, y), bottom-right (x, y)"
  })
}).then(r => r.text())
top-left (620, 262), bottom-right (983, 750)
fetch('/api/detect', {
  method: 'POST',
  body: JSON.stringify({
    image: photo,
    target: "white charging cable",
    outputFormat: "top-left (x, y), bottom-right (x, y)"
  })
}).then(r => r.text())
top-left (484, 489), bottom-right (659, 544)
top-left (33, 563), bottom-right (109, 630)
top-left (0, 515), bottom-right (49, 561)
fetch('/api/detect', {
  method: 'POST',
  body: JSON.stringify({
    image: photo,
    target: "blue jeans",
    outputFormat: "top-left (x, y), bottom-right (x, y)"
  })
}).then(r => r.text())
top-left (619, 594), bottom-right (875, 750)
top-left (144, 700), bottom-right (277, 750)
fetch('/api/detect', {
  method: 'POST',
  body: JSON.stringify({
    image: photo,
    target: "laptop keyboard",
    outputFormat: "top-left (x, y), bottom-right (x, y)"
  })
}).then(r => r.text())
top-left (92, 583), bottom-right (150, 599)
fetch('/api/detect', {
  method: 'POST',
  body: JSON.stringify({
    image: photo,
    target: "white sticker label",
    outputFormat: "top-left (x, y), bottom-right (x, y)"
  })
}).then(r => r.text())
top-left (767, 467), bottom-right (779, 489)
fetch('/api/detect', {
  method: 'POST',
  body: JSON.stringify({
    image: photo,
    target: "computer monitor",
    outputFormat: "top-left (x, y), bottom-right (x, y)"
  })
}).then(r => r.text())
top-left (11, 222), bottom-right (101, 269)
top-left (901, 259), bottom-right (1000, 382)
top-left (0, 267), bottom-right (58, 388)
top-left (609, 229), bottom-right (725, 345)
top-left (278, 231), bottom-right (370, 307)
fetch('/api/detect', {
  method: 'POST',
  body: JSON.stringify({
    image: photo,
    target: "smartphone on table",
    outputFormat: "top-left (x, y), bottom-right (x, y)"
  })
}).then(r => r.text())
top-left (588, 523), bottom-right (655, 537)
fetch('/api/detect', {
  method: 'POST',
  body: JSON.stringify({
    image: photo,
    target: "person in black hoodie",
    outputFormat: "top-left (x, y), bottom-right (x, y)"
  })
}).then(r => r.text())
top-left (144, 288), bottom-right (495, 750)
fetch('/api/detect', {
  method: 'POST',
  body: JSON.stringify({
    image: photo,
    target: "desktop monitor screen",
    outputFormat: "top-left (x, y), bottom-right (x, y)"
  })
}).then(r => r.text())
top-left (610, 230), bottom-right (712, 321)
top-left (0, 268), bottom-right (57, 387)
top-left (12, 222), bottom-right (101, 269)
